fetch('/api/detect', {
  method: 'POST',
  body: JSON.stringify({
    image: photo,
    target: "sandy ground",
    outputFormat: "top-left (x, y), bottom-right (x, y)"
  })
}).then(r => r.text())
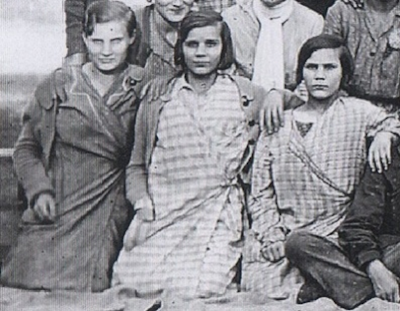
top-left (2, 286), bottom-right (400, 311)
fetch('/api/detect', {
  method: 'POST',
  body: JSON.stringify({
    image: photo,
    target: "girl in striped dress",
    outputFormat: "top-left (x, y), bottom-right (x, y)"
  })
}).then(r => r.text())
top-left (112, 10), bottom-right (271, 299)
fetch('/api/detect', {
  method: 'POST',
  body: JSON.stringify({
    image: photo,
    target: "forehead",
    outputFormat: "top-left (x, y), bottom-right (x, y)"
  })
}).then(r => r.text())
top-left (89, 21), bottom-right (129, 38)
top-left (185, 24), bottom-right (222, 41)
top-left (306, 48), bottom-right (341, 63)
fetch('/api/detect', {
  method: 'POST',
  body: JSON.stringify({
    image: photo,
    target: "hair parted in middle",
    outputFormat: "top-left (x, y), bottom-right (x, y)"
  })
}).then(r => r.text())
top-left (174, 10), bottom-right (234, 71)
top-left (296, 34), bottom-right (354, 90)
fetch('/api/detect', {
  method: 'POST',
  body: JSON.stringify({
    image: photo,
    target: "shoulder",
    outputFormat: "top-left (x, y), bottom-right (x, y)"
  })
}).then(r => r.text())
top-left (126, 64), bottom-right (145, 83)
top-left (337, 96), bottom-right (380, 115)
top-left (229, 75), bottom-right (266, 100)
top-left (292, 1), bottom-right (323, 20)
top-left (34, 67), bottom-right (71, 109)
top-left (221, 3), bottom-right (247, 21)
top-left (133, 4), bottom-right (152, 24)
top-left (326, 0), bottom-right (357, 19)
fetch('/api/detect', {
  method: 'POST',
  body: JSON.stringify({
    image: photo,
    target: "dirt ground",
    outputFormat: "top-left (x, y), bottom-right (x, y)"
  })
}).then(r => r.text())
top-left (2, 286), bottom-right (400, 311)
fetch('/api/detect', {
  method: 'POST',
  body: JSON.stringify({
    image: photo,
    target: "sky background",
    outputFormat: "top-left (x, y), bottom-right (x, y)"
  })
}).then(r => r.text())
top-left (0, 1), bottom-right (65, 74)
top-left (0, 0), bottom-right (148, 74)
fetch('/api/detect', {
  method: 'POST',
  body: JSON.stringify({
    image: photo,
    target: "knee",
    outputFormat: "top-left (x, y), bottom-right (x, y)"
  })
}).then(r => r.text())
top-left (285, 230), bottom-right (315, 263)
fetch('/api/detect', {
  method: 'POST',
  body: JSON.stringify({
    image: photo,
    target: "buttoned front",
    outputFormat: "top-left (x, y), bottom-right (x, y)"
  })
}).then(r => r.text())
top-left (325, 1), bottom-right (400, 101)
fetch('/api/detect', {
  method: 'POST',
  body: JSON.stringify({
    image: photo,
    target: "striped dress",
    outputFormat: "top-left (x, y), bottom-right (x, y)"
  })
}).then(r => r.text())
top-left (242, 97), bottom-right (400, 300)
top-left (112, 76), bottom-right (251, 298)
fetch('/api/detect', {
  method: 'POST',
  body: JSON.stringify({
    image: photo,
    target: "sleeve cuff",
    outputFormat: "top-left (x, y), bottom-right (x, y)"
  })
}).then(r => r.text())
top-left (357, 249), bottom-right (382, 271)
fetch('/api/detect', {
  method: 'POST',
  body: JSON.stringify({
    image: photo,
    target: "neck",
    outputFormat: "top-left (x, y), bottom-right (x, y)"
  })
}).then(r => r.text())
top-left (186, 71), bottom-right (217, 94)
top-left (89, 62), bottom-right (127, 79)
top-left (366, 0), bottom-right (398, 12)
top-left (306, 91), bottom-right (339, 115)
top-left (154, 8), bottom-right (179, 32)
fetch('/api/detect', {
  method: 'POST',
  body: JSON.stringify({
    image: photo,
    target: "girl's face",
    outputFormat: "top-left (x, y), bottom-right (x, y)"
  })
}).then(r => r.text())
top-left (83, 21), bottom-right (134, 73)
top-left (303, 48), bottom-right (342, 101)
top-left (182, 25), bottom-right (223, 77)
top-left (155, 0), bottom-right (194, 23)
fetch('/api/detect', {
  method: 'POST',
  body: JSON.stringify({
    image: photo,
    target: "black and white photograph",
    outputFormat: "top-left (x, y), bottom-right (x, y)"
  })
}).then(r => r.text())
top-left (0, 0), bottom-right (399, 310)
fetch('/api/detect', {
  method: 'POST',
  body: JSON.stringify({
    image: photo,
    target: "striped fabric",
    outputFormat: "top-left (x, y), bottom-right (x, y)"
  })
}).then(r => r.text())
top-left (242, 97), bottom-right (400, 299)
top-left (197, 0), bottom-right (236, 12)
top-left (113, 76), bottom-right (250, 299)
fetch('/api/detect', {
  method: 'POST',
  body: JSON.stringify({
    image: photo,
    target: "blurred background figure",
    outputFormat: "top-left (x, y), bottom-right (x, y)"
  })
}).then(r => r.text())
top-left (324, 0), bottom-right (400, 112)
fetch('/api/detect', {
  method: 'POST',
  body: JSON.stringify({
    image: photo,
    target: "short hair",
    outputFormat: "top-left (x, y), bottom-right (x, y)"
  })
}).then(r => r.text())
top-left (174, 10), bottom-right (234, 71)
top-left (296, 34), bottom-right (354, 89)
top-left (84, 0), bottom-right (137, 38)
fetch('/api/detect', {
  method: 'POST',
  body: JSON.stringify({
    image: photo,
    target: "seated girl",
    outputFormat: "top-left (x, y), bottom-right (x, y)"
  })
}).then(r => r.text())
top-left (243, 34), bottom-right (400, 301)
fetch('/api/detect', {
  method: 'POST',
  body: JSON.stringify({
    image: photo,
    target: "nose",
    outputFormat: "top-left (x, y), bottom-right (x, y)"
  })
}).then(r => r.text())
top-left (101, 41), bottom-right (112, 56)
top-left (171, 0), bottom-right (184, 6)
top-left (315, 66), bottom-right (325, 80)
top-left (195, 43), bottom-right (206, 56)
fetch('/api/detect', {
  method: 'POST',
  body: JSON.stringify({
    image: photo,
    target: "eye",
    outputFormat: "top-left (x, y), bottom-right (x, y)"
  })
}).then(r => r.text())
top-left (112, 38), bottom-right (123, 44)
top-left (91, 39), bottom-right (102, 44)
top-left (185, 41), bottom-right (198, 48)
top-left (205, 40), bottom-right (218, 47)
top-left (324, 64), bottom-right (338, 70)
top-left (305, 64), bottom-right (318, 70)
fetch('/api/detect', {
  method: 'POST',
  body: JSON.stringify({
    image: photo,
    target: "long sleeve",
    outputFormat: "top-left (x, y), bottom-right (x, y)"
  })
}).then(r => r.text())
top-left (366, 104), bottom-right (400, 139)
top-left (125, 98), bottom-right (149, 206)
top-left (65, 0), bottom-right (93, 57)
top-left (323, 1), bottom-right (345, 37)
top-left (13, 100), bottom-right (54, 206)
top-left (248, 131), bottom-right (287, 246)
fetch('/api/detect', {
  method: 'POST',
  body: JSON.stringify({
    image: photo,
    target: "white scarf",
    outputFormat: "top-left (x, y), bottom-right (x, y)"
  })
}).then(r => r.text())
top-left (252, 0), bottom-right (294, 91)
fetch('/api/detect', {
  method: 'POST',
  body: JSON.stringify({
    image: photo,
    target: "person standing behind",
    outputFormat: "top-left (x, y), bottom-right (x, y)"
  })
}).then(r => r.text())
top-left (65, 0), bottom-right (194, 86)
top-left (324, 0), bottom-right (400, 111)
top-left (222, 0), bottom-right (324, 93)
top-left (1, 1), bottom-right (143, 292)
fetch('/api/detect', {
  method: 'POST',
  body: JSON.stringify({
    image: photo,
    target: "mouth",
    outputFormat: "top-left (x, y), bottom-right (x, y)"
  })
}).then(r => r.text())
top-left (100, 59), bottom-right (115, 64)
top-left (312, 85), bottom-right (328, 90)
top-left (193, 62), bottom-right (209, 67)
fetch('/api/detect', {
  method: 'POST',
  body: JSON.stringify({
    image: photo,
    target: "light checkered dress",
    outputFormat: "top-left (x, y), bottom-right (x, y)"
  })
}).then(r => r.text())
top-left (113, 76), bottom-right (251, 298)
top-left (242, 97), bottom-right (400, 300)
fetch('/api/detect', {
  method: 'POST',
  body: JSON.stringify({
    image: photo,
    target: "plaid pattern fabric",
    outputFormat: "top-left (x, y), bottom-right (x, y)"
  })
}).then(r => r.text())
top-left (243, 97), bottom-right (400, 299)
top-left (197, 0), bottom-right (236, 12)
top-left (112, 76), bottom-right (249, 298)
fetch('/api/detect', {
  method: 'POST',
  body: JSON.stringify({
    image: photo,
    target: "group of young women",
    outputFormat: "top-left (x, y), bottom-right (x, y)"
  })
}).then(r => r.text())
top-left (1, 0), bottom-right (399, 305)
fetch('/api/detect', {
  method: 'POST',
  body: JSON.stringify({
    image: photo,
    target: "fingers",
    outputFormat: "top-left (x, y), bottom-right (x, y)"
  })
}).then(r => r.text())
top-left (33, 195), bottom-right (56, 223)
top-left (369, 142), bottom-right (392, 173)
top-left (262, 242), bottom-right (285, 262)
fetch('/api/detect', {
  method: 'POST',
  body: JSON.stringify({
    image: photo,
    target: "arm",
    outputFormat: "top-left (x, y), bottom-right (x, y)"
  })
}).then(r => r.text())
top-left (125, 99), bottom-right (150, 207)
top-left (65, 0), bottom-right (91, 62)
top-left (13, 99), bottom-right (56, 222)
top-left (261, 89), bottom-right (304, 133)
top-left (323, 2), bottom-right (345, 37)
top-left (248, 132), bottom-right (288, 261)
top-left (366, 108), bottom-right (400, 172)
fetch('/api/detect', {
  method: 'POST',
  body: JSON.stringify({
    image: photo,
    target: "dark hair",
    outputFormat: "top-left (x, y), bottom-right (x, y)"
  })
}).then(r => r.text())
top-left (174, 10), bottom-right (234, 71)
top-left (84, 0), bottom-right (137, 38)
top-left (296, 34), bottom-right (354, 89)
